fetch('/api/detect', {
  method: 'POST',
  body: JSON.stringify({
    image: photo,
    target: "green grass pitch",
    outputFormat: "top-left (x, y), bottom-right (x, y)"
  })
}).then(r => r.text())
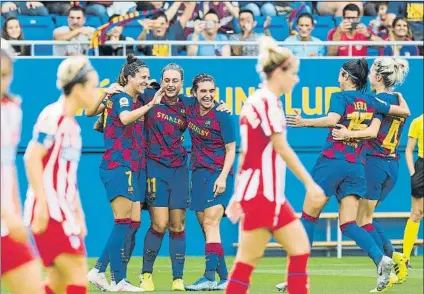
top-left (87, 256), bottom-right (423, 294)
top-left (1, 256), bottom-right (422, 293)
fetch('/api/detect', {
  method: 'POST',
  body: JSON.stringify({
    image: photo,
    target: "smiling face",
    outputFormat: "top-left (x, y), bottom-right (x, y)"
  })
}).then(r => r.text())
top-left (153, 16), bottom-right (169, 37)
top-left (6, 19), bottom-right (22, 39)
top-left (194, 80), bottom-right (216, 110)
top-left (161, 69), bottom-right (182, 99)
top-left (393, 19), bottom-right (409, 38)
top-left (128, 67), bottom-right (150, 94)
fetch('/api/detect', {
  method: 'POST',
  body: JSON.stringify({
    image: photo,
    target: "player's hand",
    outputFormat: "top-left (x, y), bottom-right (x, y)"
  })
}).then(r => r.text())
top-left (7, 216), bottom-right (29, 243)
top-left (31, 201), bottom-right (49, 235)
top-left (286, 112), bottom-right (305, 127)
top-left (226, 199), bottom-right (244, 224)
top-left (93, 113), bottom-right (105, 133)
top-left (79, 27), bottom-right (94, 37)
top-left (214, 174), bottom-right (227, 197)
top-left (139, 19), bottom-right (155, 32)
top-left (216, 101), bottom-right (231, 113)
top-left (264, 16), bottom-right (272, 30)
top-left (104, 83), bottom-right (124, 95)
top-left (332, 124), bottom-right (352, 140)
top-left (305, 181), bottom-right (326, 204)
top-left (151, 87), bottom-right (165, 106)
top-left (339, 19), bottom-right (352, 32)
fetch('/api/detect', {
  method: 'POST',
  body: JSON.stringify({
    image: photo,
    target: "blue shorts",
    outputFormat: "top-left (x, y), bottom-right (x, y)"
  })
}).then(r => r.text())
top-left (99, 167), bottom-right (141, 202)
top-left (365, 156), bottom-right (399, 202)
top-left (312, 156), bottom-right (366, 202)
top-left (190, 169), bottom-right (234, 213)
top-left (145, 159), bottom-right (189, 209)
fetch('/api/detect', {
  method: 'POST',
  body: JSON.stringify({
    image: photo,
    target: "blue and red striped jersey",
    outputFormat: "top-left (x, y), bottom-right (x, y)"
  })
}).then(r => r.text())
top-left (186, 103), bottom-right (236, 172)
top-left (322, 90), bottom-right (390, 164)
top-left (367, 92), bottom-right (406, 159)
top-left (100, 92), bottom-right (144, 171)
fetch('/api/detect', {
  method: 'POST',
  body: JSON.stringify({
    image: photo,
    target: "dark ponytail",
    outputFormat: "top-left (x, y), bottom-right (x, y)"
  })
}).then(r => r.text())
top-left (117, 54), bottom-right (147, 86)
top-left (341, 58), bottom-right (369, 92)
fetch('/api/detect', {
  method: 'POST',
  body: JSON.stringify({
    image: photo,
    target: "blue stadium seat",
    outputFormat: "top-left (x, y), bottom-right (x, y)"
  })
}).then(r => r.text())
top-left (54, 16), bottom-right (68, 28)
top-left (1, 15), bottom-right (4, 27)
top-left (313, 15), bottom-right (335, 40)
top-left (17, 16), bottom-right (54, 56)
top-left (254, 16), bottom-right (289, 41)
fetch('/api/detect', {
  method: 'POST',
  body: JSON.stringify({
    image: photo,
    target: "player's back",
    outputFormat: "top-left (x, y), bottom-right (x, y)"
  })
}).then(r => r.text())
top-left (236, 88), bottom-right (287, 206)
top-left (1, 96), bottom-right (22, 237)
top-left (24, 100), bottom-right (82, 230)
top-left (323, 90), bottom-right (383, 164)
top-left (368, 92), bottom-right (405, 158)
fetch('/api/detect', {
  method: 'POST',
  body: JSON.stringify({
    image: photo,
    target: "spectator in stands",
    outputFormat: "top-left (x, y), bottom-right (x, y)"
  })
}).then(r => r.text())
top-left (171, 1), bottom-right (203, 38)
top-left (187, 9), bottom-right (231, 56)
top-left (240, 2), bottom-right (277, 16)
top-left (317, 1), bottom-right (363, 16)
top-left (99, 15), bottom-right (134, 56)
top-left (85, 1), bottom-right (112, 19)
top-left (53, 6), bottom-right (95, 56)
top-left (2, 16), bottom-right (30, 56)
top-left (229, 9), bottom-right (271, 56)
top-left (382, 17), bottom-right (419, 56)
top-left (43, 1), bottom-right (71, 16)
top-left (204, 1), bottom-right (239, 34)
top-left (284, 13), bottom-right (325, 57)
top-left (327, 3), bottom-right (383, 56)
top-left (369, 2), bottom-right (396, 39)
top-left (137, 2), bottom-right (195, 56)
top-left (389, 1), bottom-right (423, 49)
top-left (1, 1), bottom-right (48, 18)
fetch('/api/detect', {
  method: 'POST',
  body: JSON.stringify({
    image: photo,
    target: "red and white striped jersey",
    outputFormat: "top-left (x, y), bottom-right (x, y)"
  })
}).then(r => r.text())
top-left (1, 97), bottom-right (23, 237)
top-left (234, 88), bottom-right (287, 206)
top-left (24, 99), bottom-right (83, 236)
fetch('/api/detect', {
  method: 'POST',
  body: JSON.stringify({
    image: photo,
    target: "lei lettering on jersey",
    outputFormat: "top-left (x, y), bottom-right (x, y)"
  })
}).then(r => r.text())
top-left (188, 121), bottom-right (211, 139)
top-left (156, 111), bottom-right (186, 127)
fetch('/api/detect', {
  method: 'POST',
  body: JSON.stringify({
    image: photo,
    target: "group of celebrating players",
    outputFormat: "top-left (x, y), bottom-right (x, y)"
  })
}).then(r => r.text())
top-left (1, 34), bottom-right (423, 294)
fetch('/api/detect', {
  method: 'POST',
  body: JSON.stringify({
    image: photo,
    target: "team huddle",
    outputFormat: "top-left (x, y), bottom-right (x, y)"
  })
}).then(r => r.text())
top-left (1, 36), bottom-right (423, 294)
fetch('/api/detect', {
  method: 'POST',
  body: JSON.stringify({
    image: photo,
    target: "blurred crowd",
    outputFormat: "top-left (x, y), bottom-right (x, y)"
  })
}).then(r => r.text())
top-left (1, 1), bottom-right (423, 57)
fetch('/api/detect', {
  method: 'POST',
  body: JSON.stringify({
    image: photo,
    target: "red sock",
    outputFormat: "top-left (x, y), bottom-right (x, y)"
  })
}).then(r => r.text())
top-left (225, 262), bottom-right (254, 294)
top-left (44, 284), bottom-right (54, 294)
top-left (287, 253), bottom-right (310, 294)
top-left (66, 285), bottom-right (87, 294)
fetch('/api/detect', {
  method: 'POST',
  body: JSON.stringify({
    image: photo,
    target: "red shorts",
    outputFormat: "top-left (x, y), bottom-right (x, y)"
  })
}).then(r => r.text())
top-left (33, 218), bottom-right (86, 267)
top-left (1, 236), bottom-right (36, 275)
top-left (241, 199), bottom-right (297, 232)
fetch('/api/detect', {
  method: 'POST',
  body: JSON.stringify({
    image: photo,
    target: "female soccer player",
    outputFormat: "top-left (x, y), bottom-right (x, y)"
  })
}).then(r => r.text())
top-left (1, 44), bottom-right (44, 294)
top-left (332, 57), bottom-right (411, 287)
top-left (224, 36), bottom-right (323, 294)
top-left (85, 54), bottom-right (163, 292)
top-left (285, 58), bottom-right (410, 292)
top-left (185, 74), bottom-right (236, 291)
top-left (23, 56), bottom-right (99, 294)
top-left (402, 113), bottom-right (423, 277)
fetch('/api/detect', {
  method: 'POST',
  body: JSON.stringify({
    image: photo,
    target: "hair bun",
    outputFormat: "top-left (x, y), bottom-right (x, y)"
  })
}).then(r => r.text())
top-left (126, 53), bottom-right (137, 64)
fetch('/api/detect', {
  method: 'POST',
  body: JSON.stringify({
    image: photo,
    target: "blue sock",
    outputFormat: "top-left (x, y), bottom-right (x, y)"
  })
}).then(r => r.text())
top-left (301, 211), bottom-right (319, 246)
top-left (109, 218), bottom-right (132, 283)
top-left (95, 235), bottom-right (111, 273)
top-left (122, 221), bottom-right (140, 276)
top-left (142, 227), bottom-right (165, 274)
top-left (373, 220), bottom-right (394, 257)
top-left (170, 231), bottom-right (186, 280)
top-left (216, 243), bottom-right (228, 280)
top-left (362, 223), bottom-right (384, 253)
top-left (341, 221), bottom-right (383, 266)
top-left (204, 243), bottom-right (221, 281)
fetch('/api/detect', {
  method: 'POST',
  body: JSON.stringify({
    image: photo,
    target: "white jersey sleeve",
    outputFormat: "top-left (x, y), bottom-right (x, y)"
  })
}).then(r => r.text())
top-left (256, 94), bottom-right (286, 137)
top-left (32, 107), bottom-right (60, 150)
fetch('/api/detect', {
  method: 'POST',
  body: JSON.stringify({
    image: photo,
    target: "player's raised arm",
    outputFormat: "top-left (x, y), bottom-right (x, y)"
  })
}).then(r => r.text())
top-left (287, 92), bottom-right (345, 128)
top-left (86, 83), bottom-right (124, 116)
